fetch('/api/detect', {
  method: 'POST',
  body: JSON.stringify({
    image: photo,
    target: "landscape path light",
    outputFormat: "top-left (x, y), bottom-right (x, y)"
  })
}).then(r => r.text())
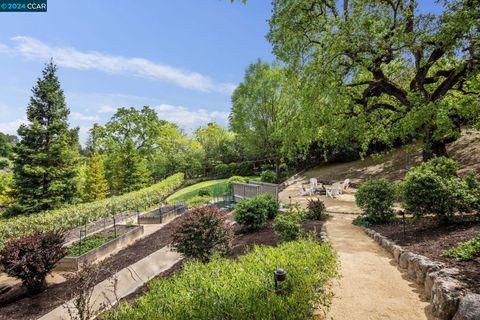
top-left (273, 268), bottom-right (287, 292)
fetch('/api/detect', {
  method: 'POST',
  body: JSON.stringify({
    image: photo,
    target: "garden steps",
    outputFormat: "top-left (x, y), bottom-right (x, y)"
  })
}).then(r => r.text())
top-left (39, 245), bottom-right (182, 320)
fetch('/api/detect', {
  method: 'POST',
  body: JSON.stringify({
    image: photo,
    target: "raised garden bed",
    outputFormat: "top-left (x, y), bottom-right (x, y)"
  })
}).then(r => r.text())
top-left (137, 204), bottom-right (187, 224)
top-left (55, 224), bottom-right (144, 272)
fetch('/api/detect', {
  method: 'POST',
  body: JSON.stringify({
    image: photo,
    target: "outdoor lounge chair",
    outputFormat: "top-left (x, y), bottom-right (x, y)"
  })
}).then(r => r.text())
top-left (297, 182), bottom-right (311, 196)
top-left (310, 178), bottom-right (326, 195)
top-left (325, 182), bottom-right (342, 198)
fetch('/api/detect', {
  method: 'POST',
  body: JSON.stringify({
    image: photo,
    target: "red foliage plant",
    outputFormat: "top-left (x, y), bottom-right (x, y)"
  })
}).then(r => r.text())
top-left (171, 206), bottom-right (233, 263)
top-left (0, 230), bottom-right (67, 295)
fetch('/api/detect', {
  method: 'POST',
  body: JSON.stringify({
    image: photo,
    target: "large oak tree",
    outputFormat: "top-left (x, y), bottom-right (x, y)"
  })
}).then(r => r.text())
top-left (268, 0), bottom-right (479, 159)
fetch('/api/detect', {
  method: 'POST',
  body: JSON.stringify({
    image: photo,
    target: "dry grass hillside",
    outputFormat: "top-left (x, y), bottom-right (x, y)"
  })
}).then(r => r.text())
top-left (304, 128), bottom-right (480, 185)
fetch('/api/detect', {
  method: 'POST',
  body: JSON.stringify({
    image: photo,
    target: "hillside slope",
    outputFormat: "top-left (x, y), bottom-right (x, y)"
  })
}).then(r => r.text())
top-left (304, 128), bottom-right (480, 184)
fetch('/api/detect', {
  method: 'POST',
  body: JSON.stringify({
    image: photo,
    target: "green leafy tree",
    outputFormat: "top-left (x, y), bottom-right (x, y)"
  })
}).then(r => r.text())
top-left (0, 133), bottom-right (18, 159)
top-left (268, 0), bottom-right (480, 160)
top-left (119, 139), bottom-right (152, 193)
top-left (83, 153), bottom-right (109, 202)
top-left (231, 60), bottom-right (286, 176)
top-left (11, 62), bottom-right (80, 214)
top-left (194, 123), bottom-right (239, 165)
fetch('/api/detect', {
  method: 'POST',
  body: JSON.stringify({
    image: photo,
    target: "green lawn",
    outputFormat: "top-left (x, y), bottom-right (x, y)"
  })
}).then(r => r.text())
top-left (166, 179), bottom-right (228, 203)
top-left (166, 176), bottom-right (261, 204)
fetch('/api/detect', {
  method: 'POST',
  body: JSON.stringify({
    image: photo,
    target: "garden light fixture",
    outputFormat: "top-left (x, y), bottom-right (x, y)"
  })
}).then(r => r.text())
top-left (273, 268), bottom-right (287, 291)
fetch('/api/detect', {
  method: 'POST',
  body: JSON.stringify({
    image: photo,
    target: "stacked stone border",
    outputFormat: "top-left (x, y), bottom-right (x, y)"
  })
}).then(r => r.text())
top-left (363, 227), bottom-right (480, 320)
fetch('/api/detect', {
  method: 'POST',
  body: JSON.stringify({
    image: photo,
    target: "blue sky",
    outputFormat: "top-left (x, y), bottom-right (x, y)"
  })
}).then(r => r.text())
top-left (0, 0), bottom-right (274, 143)
top-left (0, 0), bottom-right (442, 144)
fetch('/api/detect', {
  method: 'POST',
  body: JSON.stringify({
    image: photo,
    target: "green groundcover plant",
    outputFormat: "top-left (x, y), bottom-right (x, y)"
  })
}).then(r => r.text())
top-left (0, 173), bottom-right (184, 250)
top-left (443, 236), bottom-right (480, 261)
top-left (100, 239), bottom-right (338, 320)
top-left (68, 233), bottom-right (121, 257)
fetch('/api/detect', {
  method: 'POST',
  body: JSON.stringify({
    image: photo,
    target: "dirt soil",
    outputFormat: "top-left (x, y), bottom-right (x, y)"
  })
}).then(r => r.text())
top-left (370, 217), bottom-right (480, 294)
top-left (304, 128), bottom-right (480, 185)
top-left (0, 221), bottom-right (176, 320)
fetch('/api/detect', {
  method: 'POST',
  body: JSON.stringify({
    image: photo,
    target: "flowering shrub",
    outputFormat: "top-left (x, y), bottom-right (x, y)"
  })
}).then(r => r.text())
top-left (0, 231), bottom-right (67, 294)
top-left (171, 207), bottom-right (233, 262)
top-left (305, 198), bottom-right (327, 220)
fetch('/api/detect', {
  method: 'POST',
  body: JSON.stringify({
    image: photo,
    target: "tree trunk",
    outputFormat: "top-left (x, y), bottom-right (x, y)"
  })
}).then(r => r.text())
top-left (422, 127), bottom-right (448, 161)
top-left (274, 158), bottom-right (280, 183)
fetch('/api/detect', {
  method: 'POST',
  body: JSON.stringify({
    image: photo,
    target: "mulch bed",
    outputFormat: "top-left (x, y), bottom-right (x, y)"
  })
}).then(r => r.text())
top-left (0, 217), bottom-right (325, 320)
top-left (369, 216), bottom-right (480, 294)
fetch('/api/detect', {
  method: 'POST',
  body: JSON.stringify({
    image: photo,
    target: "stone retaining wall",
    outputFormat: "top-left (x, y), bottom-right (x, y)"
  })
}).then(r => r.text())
top-left (363, 227), bottom-right (480, 320)
top-left (55, 225), bottom-right (144, 272)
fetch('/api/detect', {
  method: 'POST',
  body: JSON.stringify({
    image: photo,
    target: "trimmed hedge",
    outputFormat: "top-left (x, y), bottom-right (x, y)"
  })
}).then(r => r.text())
top-left (0, 173), bottom-right (184, 249)
top-left (100, 239), bottom-right (338, 320)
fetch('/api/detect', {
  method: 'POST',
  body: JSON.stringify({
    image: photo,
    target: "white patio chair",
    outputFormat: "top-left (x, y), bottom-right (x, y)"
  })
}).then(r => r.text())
top-left (309, 178), bottom-right (322, 193)
top-left (325, 182), bottom-right (342, 198)
top-left (340, 178), bottom-right (350, 194)
top-left (297, 182), bottom-right (311, 196)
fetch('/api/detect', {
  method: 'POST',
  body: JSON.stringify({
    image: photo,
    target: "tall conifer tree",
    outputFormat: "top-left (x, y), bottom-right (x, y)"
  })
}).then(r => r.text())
top-left (83, 153), bottom-right (109, 202)
top-left (12, 61), bottom-right (80, 214)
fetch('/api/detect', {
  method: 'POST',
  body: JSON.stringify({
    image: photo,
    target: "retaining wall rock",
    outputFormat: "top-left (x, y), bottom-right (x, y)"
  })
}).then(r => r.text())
top-left (453, 294), bottom-right (480, 320)
top-left (362, 227), bottom-right (479, 320)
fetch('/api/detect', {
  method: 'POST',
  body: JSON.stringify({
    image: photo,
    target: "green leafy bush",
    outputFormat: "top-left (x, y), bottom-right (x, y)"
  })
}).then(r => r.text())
top-left (410, 156), bottom-right (459, 178)
top-left (197, 188), bottom-right (211, 197)
top-left (261, 170), bottom-right (277, 183)
top-left (0, 173), bottom-right (184, 250)
top-left (273, 212), bottom-right (302, 242)
top-left (216, 163), bottom-right (231, 178)
top-left (305, 198), bottom-right (327, 220)
top-left (235, 161), bottom-right (253, 176)
top-left (355, 179), bottom-right (396, 224)
top-left (227, 175), bottom-right (247, 187)
top-left (0, 231), bottom-right (67, 294)
top-left (186, 195), bottom-right (212, 208)
top-left (171, 207), bottom-right (233, 262)
top-left (234, 196), bottom-right (269, 232)
top-left (443, 236), bottom-right (480, 261)
top-left (258, 193), bottom-right (280, 219)
top-left (100, 239), bottom-right (338, 320)
top-left (402, 171), bottom-right (476, 223)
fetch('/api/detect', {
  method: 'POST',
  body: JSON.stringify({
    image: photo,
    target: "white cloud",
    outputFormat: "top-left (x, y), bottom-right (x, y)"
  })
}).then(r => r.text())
top-left (4, 36), bottom-right (236, 93)
top-left (98, 105), bottom-right (118, 114)
top-left (71, 112), bottom-right (100, 121)
top-left (154, 103), bottom-right (229, 128)
top-left (0, 118), bottom-right (28, 135)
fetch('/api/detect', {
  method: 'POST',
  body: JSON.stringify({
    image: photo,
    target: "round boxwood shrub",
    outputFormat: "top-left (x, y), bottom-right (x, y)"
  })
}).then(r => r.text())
top-left (171, 207), bottom-right (233, 262)
top-left (234, 196), bottom-right (269, 232)
top-left (273, 212), bottom-right (302, 242)
top-left (260, 170), bottom-right (277, 183)
top-left (0, 231), bottom-right (67, 295)
top-left (355, 179), bottom-right (396, 224)
top-left (402, 171), bottom-right (476, 223)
